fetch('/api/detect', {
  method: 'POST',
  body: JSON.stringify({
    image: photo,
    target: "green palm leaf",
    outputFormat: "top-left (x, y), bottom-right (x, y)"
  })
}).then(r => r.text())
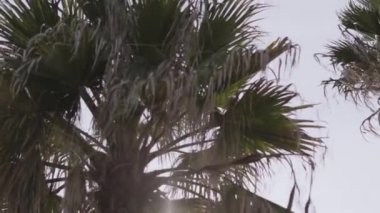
top-left (198, 0), bottom-right (263, 61)
top-left (174, 79), bottom-right (320, 175)
top-left (220, 79), bottom-right (319, 155)
top-left (340, 0), bottom-right (380, 37)
top-left (321, 0), bottom-right (380, 129)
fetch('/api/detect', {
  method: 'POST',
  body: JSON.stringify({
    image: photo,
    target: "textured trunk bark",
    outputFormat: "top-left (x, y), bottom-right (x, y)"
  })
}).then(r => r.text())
top-left (95, 107), bottom-right (146, 212)
top-left (96, 160), bottom-right (145, 213)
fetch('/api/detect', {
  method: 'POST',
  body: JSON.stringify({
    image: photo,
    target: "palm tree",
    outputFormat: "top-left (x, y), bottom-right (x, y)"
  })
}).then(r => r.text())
top-left (320, 0), bottom-right (380, 129)
top-left (0, 0), bottom-right (322, 212)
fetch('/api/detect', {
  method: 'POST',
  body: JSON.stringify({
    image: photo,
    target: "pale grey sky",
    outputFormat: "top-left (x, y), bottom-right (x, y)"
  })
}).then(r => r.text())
top-left (257, 1), bottom-right (380, 213)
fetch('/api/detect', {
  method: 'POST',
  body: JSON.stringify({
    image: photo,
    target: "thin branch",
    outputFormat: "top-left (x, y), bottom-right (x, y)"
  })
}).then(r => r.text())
top-left (80, 87), bottom-right (98, 117)
top-left (149, 139), bottom-right (215, 162)
top-left (143, 111), bottom-right (189, 153)
top-left (148, 167), bottom-right (186, 177)
top-left (45, 114), bottom-right (107, 168)
top-left (44, 161), bottom-right (71, 170)
top-left (166, 139), bottom-right (214, 153)
top-left (90, 87), bottom-right (102, 104)
top-left (164, 182), bottom-right (209, 200)
top-left (46, 177), bottom-right (66, 184)
top-left (149, 153), bottom-right (296, 178)
top-left (169, 178), bottom-right (221, 194)
top-left (195, 153), bottom-right (292, 172)
top-left (148, 127), bottom-right (211, 162)
top-left (52, 184), bottom-right (66, 194)
top-left (74, 125), bottom-right (108, 152)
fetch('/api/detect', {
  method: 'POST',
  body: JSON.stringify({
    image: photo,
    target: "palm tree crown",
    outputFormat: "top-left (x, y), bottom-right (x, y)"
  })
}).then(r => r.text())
top-left (321, 0), bottom-right (380, 130)
top-left (0, 0), bottom-right (322, 212)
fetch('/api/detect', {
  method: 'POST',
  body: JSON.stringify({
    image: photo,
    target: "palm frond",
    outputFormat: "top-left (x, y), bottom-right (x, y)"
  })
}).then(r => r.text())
top-left (0, 0), bottom-right (60, 48)
top-left (0, 0), bottom-right (108, 119)
top-left (77, 0), bottom-right (106, 23)
top-left (340, 0), bottom-right (380, 37)
top-left (128, 0), bottom-right (185, 66)
top-left (197, 0), bottom-right (264, 61)
top-left (210, 37), bottom-right (298, 95)
top-left (320, 0), bottom-right (380, 102)
top-left (320, 0), bottom-right (380, 132)
top-left (0, 110), bottom-right (54, 212)
top-left (176, 80), bottom-right (321, 170)
top-left (219, 79), bottom-right (320, 155)
top-left (160, 79), bottom-right (321, 204)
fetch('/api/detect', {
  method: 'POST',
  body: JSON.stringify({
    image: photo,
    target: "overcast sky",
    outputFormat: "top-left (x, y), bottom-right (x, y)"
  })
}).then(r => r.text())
top-left (257, 1), bottom-right (380, 212)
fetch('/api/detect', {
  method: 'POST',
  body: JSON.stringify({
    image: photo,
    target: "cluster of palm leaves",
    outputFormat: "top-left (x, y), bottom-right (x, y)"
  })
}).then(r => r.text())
top-left (0, 0), bottom-right (322, 212)
top-left (321, 0), bottom-right (380, 129)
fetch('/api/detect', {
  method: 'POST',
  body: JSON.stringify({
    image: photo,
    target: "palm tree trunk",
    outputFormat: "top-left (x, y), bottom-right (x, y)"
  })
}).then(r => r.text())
top-left (95, 109), bottom-right (146, 213)
top-left (95, 162), bottom-right (144, 213)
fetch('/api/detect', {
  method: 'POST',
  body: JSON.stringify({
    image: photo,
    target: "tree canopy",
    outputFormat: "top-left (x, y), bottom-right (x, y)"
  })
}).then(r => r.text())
top-left (0, 0), bottom-right (322, 212)
top-left (320, 0), bottom-right (380, 131)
